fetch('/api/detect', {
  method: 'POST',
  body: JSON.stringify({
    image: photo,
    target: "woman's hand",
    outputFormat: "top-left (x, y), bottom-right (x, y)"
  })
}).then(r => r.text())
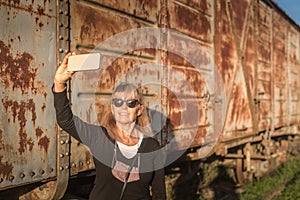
top-left (54, 52), bottom-right (76, 92)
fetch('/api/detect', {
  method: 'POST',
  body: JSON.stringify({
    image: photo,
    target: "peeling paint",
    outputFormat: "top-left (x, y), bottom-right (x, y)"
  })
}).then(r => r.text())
top-left (2, 97), bottom-right (36, 154)
top-left (0, 156), bottom-right (14, 181)
top-left (0, 40), bottom-right (38, 94)
top-left (38, 136), bottom-right (50, 153)
top-left (35, 127), bottom-right (43, 138)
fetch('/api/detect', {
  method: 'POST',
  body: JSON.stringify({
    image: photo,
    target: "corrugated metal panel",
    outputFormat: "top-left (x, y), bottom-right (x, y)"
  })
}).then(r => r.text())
top-left (215, 0), bottom-right (254, 137)
top-left (86, 0), bottom-right (158, 22)
top-left (168, 0), bottom-right (212, 42)
top-left (68, 0), bottom-right (163, 175)
top-left (0, 0), bottom-right (57, 190)
top-left (256, 2), bottom-right (273, 131)
top-left (68, 0), bottom-right (218, 169)
top-left (0, 0), bottom-right (299, 194)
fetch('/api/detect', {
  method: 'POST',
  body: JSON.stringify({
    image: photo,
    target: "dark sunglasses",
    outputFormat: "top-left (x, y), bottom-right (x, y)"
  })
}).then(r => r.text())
top-left (112, 98), bottom-right (140, 108)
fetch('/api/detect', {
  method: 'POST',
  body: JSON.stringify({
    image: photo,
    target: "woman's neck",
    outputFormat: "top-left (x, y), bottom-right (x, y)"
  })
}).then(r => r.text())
top-left (116, 122), bottom-right (135, 135)
top-left (116, 122), bottom-right (139, 146)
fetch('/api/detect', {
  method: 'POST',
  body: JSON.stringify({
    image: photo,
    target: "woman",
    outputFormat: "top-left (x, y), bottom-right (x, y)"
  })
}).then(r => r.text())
top-left (53, 53), bottom-right (166, 200)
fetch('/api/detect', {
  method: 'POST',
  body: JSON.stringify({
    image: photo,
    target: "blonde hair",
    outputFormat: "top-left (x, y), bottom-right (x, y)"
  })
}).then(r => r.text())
top-left (100, 82), bottom-right (153, 139)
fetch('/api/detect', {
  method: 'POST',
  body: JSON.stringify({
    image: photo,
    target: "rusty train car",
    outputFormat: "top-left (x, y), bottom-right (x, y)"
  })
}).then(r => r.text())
top-left (1, 0), bottom-right (300, 199)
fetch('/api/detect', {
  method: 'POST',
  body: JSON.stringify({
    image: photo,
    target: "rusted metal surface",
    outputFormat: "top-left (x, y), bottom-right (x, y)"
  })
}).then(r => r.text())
top-left (86, 0), bottom-right (158, 22)
top-left (0, 0), bottom-right (56, 191)
top-left (0, 0), bottom-right (300, 195)
top-left (214, 0), bottom-right (254, 136)
top-left (68, 0), bottom-right (300, 157)
top-left (68, 0), bottom-right (216, 157)
top-left (168, 0), bottom-right (212, 42)
top-left (214, 0), bottom-right (300, 144)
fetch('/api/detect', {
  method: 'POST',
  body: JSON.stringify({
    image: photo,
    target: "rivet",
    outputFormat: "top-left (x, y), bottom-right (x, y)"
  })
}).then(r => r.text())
top-left (64, 49), bottom-right (69, 53)
top-left (60, 140), bottom-right (65, 145)
top-left (71, 163), bottom-right (76, 168)
top-left (59, 166), bottom-right (64, 171)
top-left (59, 48), bottom-right (64, 53)
top-left (19, 173), bottom-right (25, 179)
top-left (65, 152), bottom-right (70, 156)
top-left (49, 168), bottom-right (54, 173)
top-left (59, 35), bottom-right (64, 40)
top-left (39, 169), bottom-right (45, 175)
top-left (65, 165), bottom-right (69, 169)
top-left (59, 153), bottom-right (64, 158)
top-left (79, 161), bottom-right (83, 166)
top-left (59, 23), bottom-right (64, 27)
top-left (30, 171), bottom-right (35, 177)
top-left (9, 175), bottom-right (14, 182)
top-left (64, 11), bottom-right (68, 16)
top-left (59, 10), bottom-right (63, 14)
top-left (87, 161), bottom-right (90, 165)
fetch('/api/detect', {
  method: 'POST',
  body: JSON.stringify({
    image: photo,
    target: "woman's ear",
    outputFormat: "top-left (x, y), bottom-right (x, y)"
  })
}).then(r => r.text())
top-left (137, 105), bottom-right (144, 116)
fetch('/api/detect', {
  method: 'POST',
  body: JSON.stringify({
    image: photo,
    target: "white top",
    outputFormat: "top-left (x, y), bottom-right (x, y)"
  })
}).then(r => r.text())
top-left (116, 135), bottom-right (143, 159)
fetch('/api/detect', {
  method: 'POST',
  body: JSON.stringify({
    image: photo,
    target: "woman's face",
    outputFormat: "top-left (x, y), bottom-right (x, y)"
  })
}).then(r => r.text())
top-left (111, 91), bottom-right (144, 126)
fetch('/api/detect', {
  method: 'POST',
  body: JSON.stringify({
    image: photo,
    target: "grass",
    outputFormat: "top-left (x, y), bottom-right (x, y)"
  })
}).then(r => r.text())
top-left (273, 164), bottom-right (300, 200)
top-left (239, 157), bottom-right (300, 200)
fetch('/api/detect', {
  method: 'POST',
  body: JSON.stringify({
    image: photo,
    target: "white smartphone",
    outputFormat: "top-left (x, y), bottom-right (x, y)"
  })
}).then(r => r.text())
top-left (67, 53), bottom-right (101, 71)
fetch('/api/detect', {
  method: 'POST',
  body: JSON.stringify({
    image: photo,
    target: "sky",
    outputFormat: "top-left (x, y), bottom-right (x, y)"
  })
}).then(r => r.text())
top-left (274, 0), bottom-right (300, 25)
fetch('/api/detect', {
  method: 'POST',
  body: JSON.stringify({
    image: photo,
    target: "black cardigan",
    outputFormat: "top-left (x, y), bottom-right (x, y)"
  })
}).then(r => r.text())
top-left (53, 88), bottom-right (166, 200)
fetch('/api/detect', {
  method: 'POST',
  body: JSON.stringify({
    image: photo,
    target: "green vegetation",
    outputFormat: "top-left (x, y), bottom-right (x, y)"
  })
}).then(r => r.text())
top-left (166, 157), bottom-right (300, 200)
top-left (239, 157), bottom-right (300, 200)
top-left (273, 162), bottom-right (300, 200)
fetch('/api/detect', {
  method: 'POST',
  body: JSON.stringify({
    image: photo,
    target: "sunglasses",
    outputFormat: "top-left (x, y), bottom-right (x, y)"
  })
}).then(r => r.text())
top-left (112, 98), bottom-right (140, 108)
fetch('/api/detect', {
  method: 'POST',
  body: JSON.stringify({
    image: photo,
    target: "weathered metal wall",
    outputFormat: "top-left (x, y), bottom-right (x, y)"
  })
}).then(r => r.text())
top-left (0, 0), bottom-right (300, 194)
top-left (0, 0), bottom-right (57, 190)
top-left (68, 0), bottom-right (300, 174)
top-left (68, 0), bottom-right (216, 175)
top-left (214, 0), bottom-right (300, 145)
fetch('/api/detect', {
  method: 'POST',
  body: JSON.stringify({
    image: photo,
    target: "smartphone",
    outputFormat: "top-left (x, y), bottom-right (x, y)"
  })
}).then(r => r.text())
top-left (67, 53), bottom-right (101, 71)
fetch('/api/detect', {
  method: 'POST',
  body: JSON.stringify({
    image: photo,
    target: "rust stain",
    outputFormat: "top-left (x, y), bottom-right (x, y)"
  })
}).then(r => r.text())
top-left (166, 43), bottom-right (210, 67)
top-left (2, 98), bottom-right (36, 124)
top-left (172, 4), bottom-right (211, 39)
top-left (0, 156), bottom-right (14, 181)
top-left (19, 132), bottom-right (34, 153)
top-left (38, 136), bottom-right (50, 153)
top-left (0, 129), bottom-right (14, 152)
top-left (183, 101), bottom-right (201, 126)
top-left (231, 0), bottom-right (248, 41)
top-left (214, 0), bottom-right (237, 97)
top-left (171, 66), bottom-right (207, 97)
top-left (41, 102), bottom-right (46, 112)
top-left (35, 127), bottom-right (43, 138)
top-left (0, 40), bottom-right (38, 94)
top-left (2, 97), bottom-right (36, 154)
top-left (168, 90), bottom-right (181, 129)
top-left (244, 25), bottom-right (255, 90)
top-left (0, 130), bottom-right (2, 145)
top-left (35, 17), bottom-right (44, 28)
top-left (220, 41), bottom-right (235, 85)
top-left (85, 151), bottom-right (92, 162)
top-left (79, 11), bottom-right (97, 43)
top-left (8, 0), bottom-right (21, 5)
top-left (37, 5), bottom-right (45, 15)
top-left (229, 84), bottom-right (251, 128)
